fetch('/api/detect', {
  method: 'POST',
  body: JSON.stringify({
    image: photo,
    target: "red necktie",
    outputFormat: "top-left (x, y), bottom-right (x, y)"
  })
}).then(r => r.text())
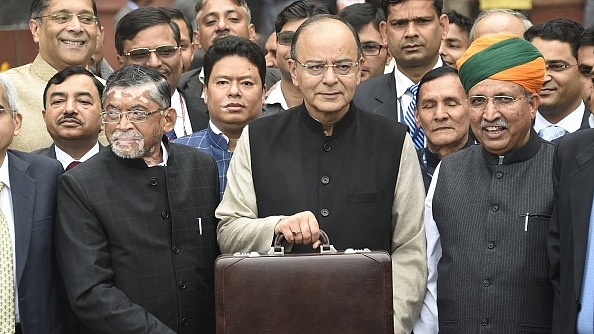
top-left (66, 161), bottom-right (81, 171)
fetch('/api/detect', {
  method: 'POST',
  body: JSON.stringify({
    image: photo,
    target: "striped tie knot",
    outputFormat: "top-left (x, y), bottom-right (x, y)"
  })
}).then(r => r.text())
top-left (404, 83), bottom-right (425, 150)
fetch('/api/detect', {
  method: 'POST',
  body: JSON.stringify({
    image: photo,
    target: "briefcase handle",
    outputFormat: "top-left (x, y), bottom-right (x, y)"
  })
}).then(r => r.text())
top-left (269, 229), bottom-right (337, 255)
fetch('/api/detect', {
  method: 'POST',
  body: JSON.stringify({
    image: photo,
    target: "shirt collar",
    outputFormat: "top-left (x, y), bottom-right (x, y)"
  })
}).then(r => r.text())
top-left (209, 121), bottom-right (230, 144)
top-left (54, 142), bottom-right (100, 170)
top-left (0, 152), bottom-right (9, 190)
top-left (393, 57), bottom-right (443, 98)
top-left (264, 81), bottom-right (289, 110)
top-left (157, 141), bottom-right (168, 167)
top-left (199, 68), bottom-right (206, 99)
top-left (534, 101), bottom-right (586, 133)
top-left (128, 1), bottom-right (139, 10)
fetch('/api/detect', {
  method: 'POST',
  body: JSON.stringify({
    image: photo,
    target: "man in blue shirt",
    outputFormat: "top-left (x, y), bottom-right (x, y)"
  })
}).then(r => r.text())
top-left (174, 36), bottom-right (265, 198)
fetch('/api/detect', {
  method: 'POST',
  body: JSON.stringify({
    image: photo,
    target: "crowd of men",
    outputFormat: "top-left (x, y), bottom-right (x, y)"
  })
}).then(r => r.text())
top-left (0, 0), bottom-right (593, 333)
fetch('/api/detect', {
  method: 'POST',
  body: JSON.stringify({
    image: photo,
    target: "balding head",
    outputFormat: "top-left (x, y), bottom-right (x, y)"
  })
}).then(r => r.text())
top-left (470, 10), bottom-right (532, 42)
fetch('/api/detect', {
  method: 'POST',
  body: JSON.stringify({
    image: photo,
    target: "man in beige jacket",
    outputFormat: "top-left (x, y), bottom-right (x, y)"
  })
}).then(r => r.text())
top-left (4, 0), bottom-right (99, 152)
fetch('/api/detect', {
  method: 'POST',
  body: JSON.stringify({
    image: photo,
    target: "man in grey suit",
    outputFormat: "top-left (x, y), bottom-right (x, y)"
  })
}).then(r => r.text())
top-left (0, 74), bottom-right (74, 334)
top-left (418, 35), bottom-right (555, 333)
top-left (34, 66), bottom-right (105, 170)
top-left (55, 65), bottom-right (220, 333)
top-left (353, 0), bottom-right (448, 150)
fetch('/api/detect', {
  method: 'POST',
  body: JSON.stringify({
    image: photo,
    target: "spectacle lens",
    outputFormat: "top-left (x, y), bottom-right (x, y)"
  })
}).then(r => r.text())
top-left (125, 45), bottom-right (179, 61)
top-left (277, 31), bottom-right (295, 46)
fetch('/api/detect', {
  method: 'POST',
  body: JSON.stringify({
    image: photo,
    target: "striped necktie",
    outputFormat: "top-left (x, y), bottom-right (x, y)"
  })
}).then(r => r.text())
top-left (0, 182), bottom-right (14, 333)
top-left (404, 84), bottom-right (425, 150)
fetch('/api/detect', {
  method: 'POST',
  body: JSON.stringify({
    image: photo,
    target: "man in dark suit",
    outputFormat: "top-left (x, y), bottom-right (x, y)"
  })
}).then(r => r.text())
top-left (0, 74), bottom-right (73, 333)
top-left (525, 19), bottom-right (590, 142)
top-left (55, 65), bottom-right (220, 333)
top-left (549, 129), bottom-right (594, 333)
top-left (34, 66), bottom-right (106, 169)
top-left (116, 7), bottom-right (210, 138)
top-left (178, 0), bottom-right (280, 121)
top-left (353, 0), bottom-right (448, 150)
top-left (578, 25), bottom-right (594, 128)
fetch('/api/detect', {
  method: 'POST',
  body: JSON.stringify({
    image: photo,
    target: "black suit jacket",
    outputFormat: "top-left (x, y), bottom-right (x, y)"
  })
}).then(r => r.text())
top-left (352, 71), bottom-right (398, 121)
top-left (178, 67), bottom-right (281, 128)
top-left (7, 150), bottom-right (75, 334)
top-left (549, 129), bottom-right (594, 333)
top-left (55, 139), bottom-right (220, 334)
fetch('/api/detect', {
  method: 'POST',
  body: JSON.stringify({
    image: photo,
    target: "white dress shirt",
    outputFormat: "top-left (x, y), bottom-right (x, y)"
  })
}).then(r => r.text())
top-left (393, 58), bottom-right (443, 123)
top-left (413, 163), bottom-right (441, 334)
top-left (54, 142), bottom-right (100, 170)
top-left (171, 89), bottom-right (193, 138)
top-left (533, 101), bottom-right (586, 134)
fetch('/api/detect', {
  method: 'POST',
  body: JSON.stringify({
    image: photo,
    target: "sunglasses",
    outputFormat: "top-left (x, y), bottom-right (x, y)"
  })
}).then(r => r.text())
top-left (277, 31), bottom-right (295, 46)
top-left (123, 45), bottom-right (179, 62)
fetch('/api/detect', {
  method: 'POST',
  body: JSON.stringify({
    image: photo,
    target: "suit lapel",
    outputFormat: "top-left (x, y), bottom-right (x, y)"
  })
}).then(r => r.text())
top-left (580, 107), bottom-right (592, 130)
top-left (571, 138), bottom-right (594, 297)
top-left (7, 152), bottom-right (34, 285)
top-left (372, 74), bottom-right (397, 119)
top-left (179, 87), bottom-right (209, 132)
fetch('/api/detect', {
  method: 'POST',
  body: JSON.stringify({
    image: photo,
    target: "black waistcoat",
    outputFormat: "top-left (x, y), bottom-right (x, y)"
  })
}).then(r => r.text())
top-left (249, 104), bottom-right (407, 251)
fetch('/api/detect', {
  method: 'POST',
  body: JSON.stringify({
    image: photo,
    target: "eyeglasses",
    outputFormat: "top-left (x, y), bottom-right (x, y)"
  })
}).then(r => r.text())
top-left (294, 59), bottom-right (359, 77)
top-left (0, 109), bottom-right (15, 117)
top-left (361, 42), bottom-right (385, 56)
top-left (578, 65), bottom-right (593, 77)
top-left (100, 109), bottom-right (163, 124)
top-left (467, 95), bottom-right (525, 109)
top-left (35, 12), bottom-right (97, 25)
top-left (277, 31), bottom-right (295, 46)
top-left (123, 45), bottom-right (179, 62)
top-left (545, 63), bottom-right (577, 73)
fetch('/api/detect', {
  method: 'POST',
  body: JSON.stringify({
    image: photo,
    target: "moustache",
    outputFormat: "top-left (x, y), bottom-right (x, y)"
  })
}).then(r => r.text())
top-left (480, 119), bottom-right (508, 129)
top-left (212, 32), bottom-right (230, 43)
top-left (57, 114), bottom-right (83, 125)
top-left (110, 131), bottom-right (143, 142)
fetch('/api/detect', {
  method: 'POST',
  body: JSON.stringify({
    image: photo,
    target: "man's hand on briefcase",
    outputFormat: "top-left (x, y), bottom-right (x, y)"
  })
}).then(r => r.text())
top-left (274, 211), bottom-right (322, 248)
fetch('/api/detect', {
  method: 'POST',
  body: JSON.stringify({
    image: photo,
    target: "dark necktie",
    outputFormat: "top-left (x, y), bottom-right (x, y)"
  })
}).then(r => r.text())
top-left (66, 161), bottom-right (81, 171)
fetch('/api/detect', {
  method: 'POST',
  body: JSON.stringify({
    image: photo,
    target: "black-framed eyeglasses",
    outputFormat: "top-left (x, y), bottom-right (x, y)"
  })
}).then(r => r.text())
top-left (294, 59), bottom-right (359, 77)
top-left (545, 63), bottom-right (577, 73)
top-left (467, 95), bottom-right (525, 109)
top-left (123, 45), bottom-right (179, 62)
top-left (277, 31), bottom-right (295, 46)
top-left (100, 109), bottom-right (163, 124)
top-left (361, 42), bottom-right (385, 56)
top-left (35, 12), bottom-right (97, 25)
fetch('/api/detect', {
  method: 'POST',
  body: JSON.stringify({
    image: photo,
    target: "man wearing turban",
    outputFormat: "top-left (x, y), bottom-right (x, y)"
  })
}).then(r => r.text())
top-left (417, 34), bottom-right (556, 333)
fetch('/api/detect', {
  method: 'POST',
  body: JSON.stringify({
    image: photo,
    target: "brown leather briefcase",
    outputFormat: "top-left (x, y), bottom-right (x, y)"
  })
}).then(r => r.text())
top-left (215, 231), bottom-right (393, 334)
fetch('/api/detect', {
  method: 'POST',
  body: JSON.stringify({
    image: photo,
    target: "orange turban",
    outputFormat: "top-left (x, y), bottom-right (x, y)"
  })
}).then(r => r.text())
top-left (456, 34), bottom-right (545, 94)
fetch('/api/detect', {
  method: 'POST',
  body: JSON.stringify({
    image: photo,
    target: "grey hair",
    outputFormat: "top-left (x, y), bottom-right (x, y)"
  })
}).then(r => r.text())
top-left (194, 0), bottom-right (252, 30)
top-left (0, 73), bottom-right (19, 115)
top-left (102, 65), bottom-right (171, 110)
top-left (469, 8), bottom-right (533, 42)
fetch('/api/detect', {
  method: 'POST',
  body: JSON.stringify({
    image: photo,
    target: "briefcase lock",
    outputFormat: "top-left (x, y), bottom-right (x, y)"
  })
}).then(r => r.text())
top-left (268, 229), bottom-right (337, 255)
